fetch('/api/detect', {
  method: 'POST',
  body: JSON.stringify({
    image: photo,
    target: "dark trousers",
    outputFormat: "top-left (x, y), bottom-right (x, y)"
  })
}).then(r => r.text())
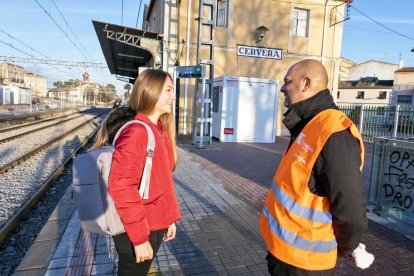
top-left (266, 252), bottom-right (335, 276)
top-left (113, 229), bottom-right (166, 276)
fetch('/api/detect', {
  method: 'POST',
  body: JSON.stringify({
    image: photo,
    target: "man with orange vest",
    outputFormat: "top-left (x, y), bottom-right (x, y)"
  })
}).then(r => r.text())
top-left (260, 59), bottom-right (374, 275)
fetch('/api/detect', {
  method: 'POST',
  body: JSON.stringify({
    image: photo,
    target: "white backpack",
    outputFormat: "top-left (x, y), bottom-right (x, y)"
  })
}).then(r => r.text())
top-left (72, 120), bottom-right (155, 236)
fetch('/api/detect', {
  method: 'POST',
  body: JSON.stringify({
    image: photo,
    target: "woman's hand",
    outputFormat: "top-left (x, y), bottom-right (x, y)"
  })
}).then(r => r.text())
top-left (134, 241), bottom-right (153, 263)
top-left (163, 223), bottom-right (176, 241)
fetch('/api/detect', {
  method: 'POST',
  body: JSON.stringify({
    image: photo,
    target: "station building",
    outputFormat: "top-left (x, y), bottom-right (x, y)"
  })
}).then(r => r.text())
top-left (94, 0), bottom-right (351, 136)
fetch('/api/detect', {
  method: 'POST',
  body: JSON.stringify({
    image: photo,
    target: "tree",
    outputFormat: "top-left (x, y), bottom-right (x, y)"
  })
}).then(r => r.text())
top-left (106, 84), bottom-right (116, 94)
top-left (95, 84), bottom-right (117, 103)
top-left (53, 80), bottom-right (63, 88)
top-left (63, 79), bottom-right (77, 87)
top-left (54, 79), bottom-right (81, 88)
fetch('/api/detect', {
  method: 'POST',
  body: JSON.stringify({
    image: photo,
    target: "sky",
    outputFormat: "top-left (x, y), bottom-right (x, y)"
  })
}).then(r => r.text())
top-left (0, 0), bottom-right (151, 94)
top-left (0, 0), bottom-right (413, 94)
top-left (342, 0), bottom-right (414, 67)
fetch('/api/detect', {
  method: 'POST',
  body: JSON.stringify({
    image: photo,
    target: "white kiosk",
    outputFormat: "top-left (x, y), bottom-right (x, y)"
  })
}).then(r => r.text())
top-left (212, 76), bottom-right (279, 143)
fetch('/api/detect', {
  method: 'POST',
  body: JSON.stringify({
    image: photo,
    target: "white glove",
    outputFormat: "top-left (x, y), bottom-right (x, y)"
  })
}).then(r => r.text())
top-left (351, 243), bottom-right (374, 269)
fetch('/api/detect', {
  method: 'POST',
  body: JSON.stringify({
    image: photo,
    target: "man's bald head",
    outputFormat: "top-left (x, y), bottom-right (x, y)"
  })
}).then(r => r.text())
top-left (290, 59), bottom-right (328, 92)
top-left (280, 59), bottom-right (329, 108)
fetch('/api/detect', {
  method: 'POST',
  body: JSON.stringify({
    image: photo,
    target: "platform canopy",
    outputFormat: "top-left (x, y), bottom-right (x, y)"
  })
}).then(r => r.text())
top-left (92, 20), bottom-right (163, 83)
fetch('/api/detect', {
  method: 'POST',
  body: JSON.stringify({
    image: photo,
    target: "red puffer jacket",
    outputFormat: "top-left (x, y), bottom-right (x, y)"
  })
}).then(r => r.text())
top-left (109, 113), bottom-right (181, 245)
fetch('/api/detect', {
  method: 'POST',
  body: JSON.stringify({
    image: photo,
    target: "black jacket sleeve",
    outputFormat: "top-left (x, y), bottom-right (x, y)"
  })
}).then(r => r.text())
top-left (312, 129), bottom-right (368, 257)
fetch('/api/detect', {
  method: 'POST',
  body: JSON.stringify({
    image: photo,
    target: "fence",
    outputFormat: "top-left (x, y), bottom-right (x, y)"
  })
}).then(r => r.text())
top-left (338, 105), bottom-right (414, 143)
top-left (341, 105), bottom-right (414, 227)
top-left (369, 138), bottom-right (414, 227)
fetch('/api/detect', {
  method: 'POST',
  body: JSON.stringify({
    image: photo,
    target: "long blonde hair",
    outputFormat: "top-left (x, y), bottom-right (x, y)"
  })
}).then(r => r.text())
top-left (128, 69), bottom-right (178, 167)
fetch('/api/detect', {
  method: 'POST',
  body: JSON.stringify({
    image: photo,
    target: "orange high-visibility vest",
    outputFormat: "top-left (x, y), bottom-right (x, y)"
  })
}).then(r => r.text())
top-left (260, 109), bottom-right (364, 270)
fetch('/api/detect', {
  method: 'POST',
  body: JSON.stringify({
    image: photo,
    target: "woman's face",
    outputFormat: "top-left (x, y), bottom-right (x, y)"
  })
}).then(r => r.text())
top-left (154, 77), bottom-right (175, 115)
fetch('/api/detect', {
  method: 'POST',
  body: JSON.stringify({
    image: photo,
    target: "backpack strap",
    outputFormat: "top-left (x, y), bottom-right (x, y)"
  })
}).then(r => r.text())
top-left (112, 120), bottom-right (155, 200)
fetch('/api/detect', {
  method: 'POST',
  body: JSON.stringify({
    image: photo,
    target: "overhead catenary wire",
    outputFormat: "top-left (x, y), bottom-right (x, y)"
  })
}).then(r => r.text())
top-left (345, 24), bottom-right (397, 35)
top-left (350, 5), bottom-right (414, 41)
top-left (0, 28), bottom-right (83, 76)
top-left (0, 29), bottom-right (49, 60)
top-left (48, 0), bottom-right (108, 83)
top-left (33, 0), bottom-right (108, 83)
top-left (34, 0), bottom-right (91, 63)
top-left (0, 39), bottom-right (79, 79)
top-left (50, 0), bottom-right (96, 65)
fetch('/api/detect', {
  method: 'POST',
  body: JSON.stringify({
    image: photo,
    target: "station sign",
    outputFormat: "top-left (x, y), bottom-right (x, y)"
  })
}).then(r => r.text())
top-left (236, 44), bottom-right (282, 60)
top-left (176, 65), bottom-right (203, 78)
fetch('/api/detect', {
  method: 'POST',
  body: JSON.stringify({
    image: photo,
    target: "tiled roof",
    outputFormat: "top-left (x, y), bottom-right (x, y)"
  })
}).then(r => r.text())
top-left (338, 80), bottom-right (393, 89)
top-left (395, 67), bottom-right (414, 73)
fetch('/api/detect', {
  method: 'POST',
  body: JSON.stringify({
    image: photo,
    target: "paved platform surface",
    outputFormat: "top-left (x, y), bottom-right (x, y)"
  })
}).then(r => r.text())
top-left (13, 137), bottom-right (414, 275)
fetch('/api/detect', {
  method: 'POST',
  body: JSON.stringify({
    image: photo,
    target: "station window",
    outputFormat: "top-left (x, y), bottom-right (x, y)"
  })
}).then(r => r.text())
top-left (378, 91), bottom-right (387, 99)
top-left (217, 0), bottom-right (228, 27)
top-left (291, 8), bottom-right (309, 37)
top-left (337, 91), bottom-right (340, 99)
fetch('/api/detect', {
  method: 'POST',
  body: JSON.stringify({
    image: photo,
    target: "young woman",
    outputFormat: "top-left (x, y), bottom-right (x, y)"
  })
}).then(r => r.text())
top-left (108, 69), bottom-right (181, 275)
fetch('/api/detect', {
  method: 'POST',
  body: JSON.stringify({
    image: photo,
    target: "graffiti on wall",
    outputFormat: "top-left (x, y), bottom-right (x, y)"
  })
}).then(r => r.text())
top-left (382, 148), bottom-right (414, 213)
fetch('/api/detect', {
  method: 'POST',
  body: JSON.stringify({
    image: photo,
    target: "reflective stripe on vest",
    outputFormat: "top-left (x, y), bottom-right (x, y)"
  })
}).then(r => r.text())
top-left (262, 206), bottom-right (337, 253)
top-left (271, 180), bottom-right (332, 224)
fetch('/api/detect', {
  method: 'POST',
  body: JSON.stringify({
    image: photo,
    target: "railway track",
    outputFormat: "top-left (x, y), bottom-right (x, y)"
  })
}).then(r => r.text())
top-left (0, 109), bottom-right (106, 173)
top-left (0, 111), bottom-right (89, 144)
top-left (0, 109), bottom-right (81, 134)
top-left (0, 108), bottom-right (110, 247)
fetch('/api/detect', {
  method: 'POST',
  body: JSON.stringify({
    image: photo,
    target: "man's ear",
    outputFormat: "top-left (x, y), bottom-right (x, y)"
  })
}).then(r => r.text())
top-left (302, 77), bottom-right (311, 92)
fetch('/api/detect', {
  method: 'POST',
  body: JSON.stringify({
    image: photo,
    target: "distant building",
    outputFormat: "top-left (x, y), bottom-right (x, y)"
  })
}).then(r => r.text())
top-left (47, 72), bottom-right (113, 104)
top-left (83, 72), bottom-right (90, 82)
top-left (348, 60), bottom-right (398, 80)
top-left (339, 57), bottom-right (357, 80)
top-left (334, 60), bottom-right (401, 106)
top-left (390, 67), bottom-right (414, 105)
top-left (48, 83), bottom-right (101, 103)
top-left (0, 63), bottom-right (25, 87)
top-left (337, 77), bottom-right (393, 106)
top-left (0, 62), bottom-right (47, 101)
top-left (24, 72), bottom-right (47, 98)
